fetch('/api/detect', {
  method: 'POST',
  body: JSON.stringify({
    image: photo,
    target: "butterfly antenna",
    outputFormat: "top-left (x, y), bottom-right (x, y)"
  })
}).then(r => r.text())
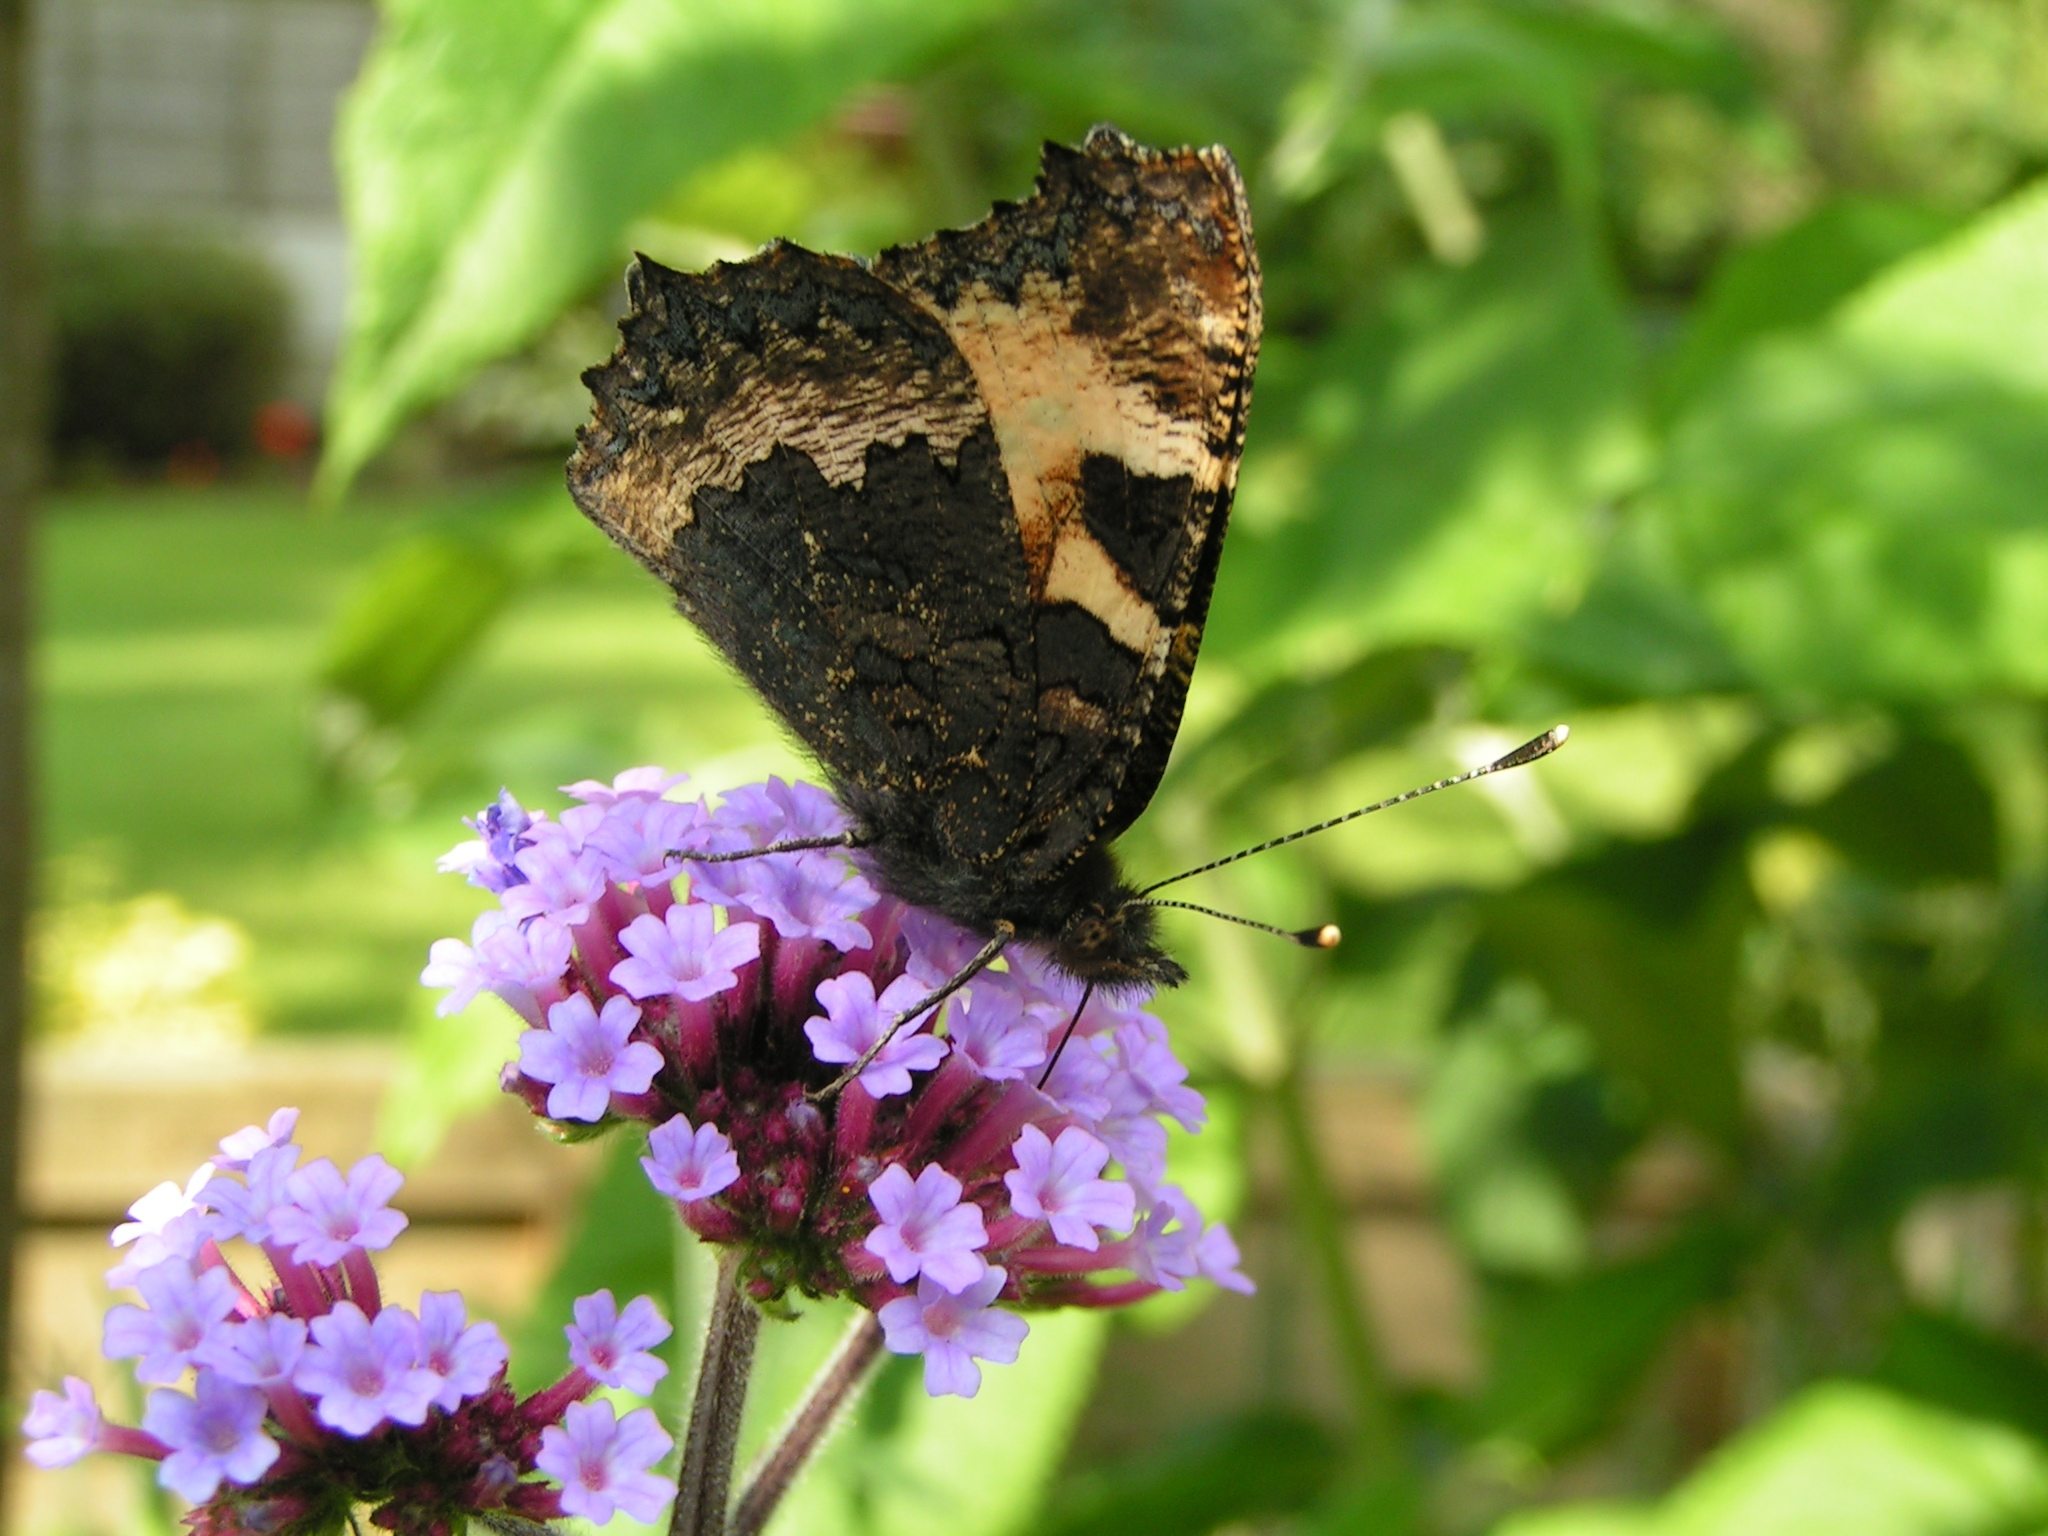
top-left (1138, 899), bottom-right (1341, 951)
top-left (1138, 724), bottom-right (1570, 898)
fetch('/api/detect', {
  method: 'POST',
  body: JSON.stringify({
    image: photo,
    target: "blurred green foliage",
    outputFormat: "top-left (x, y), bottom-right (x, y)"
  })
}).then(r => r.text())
top-left (301, 0), bottom-right (2048, 1531)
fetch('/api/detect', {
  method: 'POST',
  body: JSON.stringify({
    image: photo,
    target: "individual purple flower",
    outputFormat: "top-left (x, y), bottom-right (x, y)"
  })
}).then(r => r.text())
top-left (501, 831), bottom-right (609, 925)
top-left (103, 1258), bottom-right (238, 1384)
top-left (947, 986), bottom-right (1049, 1081)
top-left (143, 1373), bottom-right (278, 1502)
top-left (22, 1378), bottom-right (103, 1468)
top-left (641, 1115), bottom-right (741, 1205)
top-left (438, 790), bottom-right (539, 892)
top-left (1108, 1017), bottom-right (1207, 1131)
top-left (878, 1268), bottom-right (1030, 1399)
top-left (107, 1164), bottom-right (216, 1286)
top-left (518, 994), bottom-right (662, 1122)
top-left (536, 1398), bottom-right (674, 1526)
top-left (271, 1154), bottom-right (409, 1266)
top-left (563, 766), bottom-right (689, 805)
top-left (612, 905), bottom-right (760, 1003)
top-left (1003, 1125), bottom-right (1135, 1250)
top-left (415, 1291), bottom-right (508, 1411)
top-left (297, 1302), bottom-right (438, 1435)
top-left (428, 909), bottom-right (574, 1022)
top-left (1126, 1190), bottom-right (1204, 1292)
top-left (201, 1141), bottom-right (301, 1245)
top-left (585, 795), bottom-right (700, 885)
top-left (215, 1108), bottom-right (300, 1171)
top-left (745, 855), bottom-right (877, 950)
top-left (805, 973), bottom-right (947, 1098)
top-left (864, 1163), bottom-right (988, 1290)
top-left (565, 1290), bottom-right (672, 1396)
top-left (1195, 1221), bottom-right (1256, 1296)
top-left (197, 1313), bottom-right (308, 1388)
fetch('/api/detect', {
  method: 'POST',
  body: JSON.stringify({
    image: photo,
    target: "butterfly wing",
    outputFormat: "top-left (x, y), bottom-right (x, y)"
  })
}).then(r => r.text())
top-left (871, 126), bottom-right (1262, 877)
top-left (569, 245), bottom-right (1043, 862)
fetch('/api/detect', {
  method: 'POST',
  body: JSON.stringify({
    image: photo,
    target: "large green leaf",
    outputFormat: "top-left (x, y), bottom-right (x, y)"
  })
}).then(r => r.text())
top-left (321, 0), bottom-right (1010, 494)
top-left (1210, 197), bottom-right (1643, 677)
top-left (1493, 1383), bottom-right (2048, 1536)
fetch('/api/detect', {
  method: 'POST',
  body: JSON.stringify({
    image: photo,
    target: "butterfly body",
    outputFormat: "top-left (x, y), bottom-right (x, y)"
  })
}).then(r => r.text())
top-left (570, 127), bottom-right (1260, 992)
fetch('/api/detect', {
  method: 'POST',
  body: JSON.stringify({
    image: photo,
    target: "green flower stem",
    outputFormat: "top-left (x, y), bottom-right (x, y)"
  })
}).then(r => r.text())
top-left (1269, 1062), bottom-right (1402, 1473)
top-left (730, 1311), bottom-right (886, 1536)
top-left (670, 1251), bottom-right (761, 1536)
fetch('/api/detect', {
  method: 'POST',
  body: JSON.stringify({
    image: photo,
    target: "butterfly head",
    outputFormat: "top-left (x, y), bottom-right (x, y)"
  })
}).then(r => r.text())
top-left (1052, 892), bottom-right (1189, 991)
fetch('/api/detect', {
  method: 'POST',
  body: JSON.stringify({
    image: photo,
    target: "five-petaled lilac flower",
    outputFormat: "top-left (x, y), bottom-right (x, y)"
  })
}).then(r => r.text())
top-left (107, 1163), bottom-right (216, 1286)
top-left (519, 994), bottom-right (663, 1122)
top-left (201, 1141), bottom-right (301, 1246)
top-left (22, 1378), bottom-right (103, 1468)
top-left (566, 1290), bottom-right (673, 1396)
top-left (806, 973), bottom-right (947, 1098)
top-left (439, 789), bottom-right (538, 892)
top-left (612, 905), bottom-right (761, 1004)
top-left (947, 987), bottom-right (1050, 1081)
top-left (272, 1155), bottom-right (409, 1266)
top-left (415, 1291), bottom-right (509, 1411)
top-left (142, 1374), bottom-right (279, 1502)
top-left (747, 856), bottom-right (876, 950)
top-left (103, 1259), bottom-right (238, 1384)
top-left (197, 1313), bottom-right (307, 1388)
top-left (536, 1398), bottom-right (674, 1526)
top-left (641, 1116), bottom-right (741, 1205)
top-left (878, 1268), bottom-right (1030, 1399)
top-left (864, 1164), bottom-right (988, 1290)
top-left (215, 1109), bottom-right (300, 1171)
top-left (501, 833), bottom-right (608, 924)
top-left (297, 1302), bottom-right (439, 1435)
top-left (585, 796), bottom-right (699, 885)
top-left (1003, 1125), bottom-right (1135, 1250)
top-left (563, 766), bottom-right (689, 805)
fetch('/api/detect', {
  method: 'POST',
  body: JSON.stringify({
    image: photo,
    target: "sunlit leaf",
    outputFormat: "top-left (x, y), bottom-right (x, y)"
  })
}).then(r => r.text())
top-left (322, 0), bottom-right (1013, 494)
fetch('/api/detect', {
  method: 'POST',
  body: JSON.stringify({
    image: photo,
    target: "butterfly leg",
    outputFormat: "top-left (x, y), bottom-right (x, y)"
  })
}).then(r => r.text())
top-left (1035, 984), bottom-right (1095, 1090)
top-left (672, 832), bottom-right (870, 863)
top-left (809, 921), bottom-right (1016, 1103)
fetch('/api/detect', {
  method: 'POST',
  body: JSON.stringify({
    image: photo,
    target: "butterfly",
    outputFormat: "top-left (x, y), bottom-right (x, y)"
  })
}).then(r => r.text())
top-left (570, 126), bottom-right (1258, 998)
top-left (569, 125), bottom-right (1566, 1033)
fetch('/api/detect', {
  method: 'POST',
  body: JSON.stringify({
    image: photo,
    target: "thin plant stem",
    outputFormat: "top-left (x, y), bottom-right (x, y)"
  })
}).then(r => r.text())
top-left (670, 1251), bottom-right (762, 1536)
top-left (730, 1312), bottom-right (886, 1536)
top-left (1269, 1060), bottom-right (1402, 1474)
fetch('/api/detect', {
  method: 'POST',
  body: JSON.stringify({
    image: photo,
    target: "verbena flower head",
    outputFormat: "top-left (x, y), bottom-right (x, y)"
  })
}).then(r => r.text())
top-left (428, 768), bottom-right (1251, 1398)
top-left (21, 1112), bottom-right (672, 1531)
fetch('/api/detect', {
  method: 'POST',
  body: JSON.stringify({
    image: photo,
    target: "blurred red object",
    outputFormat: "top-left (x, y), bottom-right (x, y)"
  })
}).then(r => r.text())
top-left (253, 399), bottom-right (318, 461)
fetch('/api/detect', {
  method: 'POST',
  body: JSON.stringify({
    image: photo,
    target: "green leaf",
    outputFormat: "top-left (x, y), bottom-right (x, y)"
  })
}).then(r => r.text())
top-left (1041, 1409), bottom-right (1343, 1536)
top-left (1211, 197), bottom-right (1644, 677)
top-left (1477, 826), bottom-right (1751, 1142)
top-left (1876, 1311), bottom-right (2048, 1449)
top-left (321, 0), bottom-right (1011, 494)
top-left (1841, 178), bottom-right (2048, 401)
top-left (1634, 181), bottom-right (2048, 705)
top-left (768, 1309), bottom-right (1109, 1536)
top-left (1491, 1383), bottom-right (2048, 1536)
top-left (316, 530), bottom-right (519, 728)
top-left (1662, 1383), bottom-right (2048, 1536)
top-left (1471, 1221), bottom-right (1740, 1458)
top-left (1662, 196), bottom-right (1965, 417)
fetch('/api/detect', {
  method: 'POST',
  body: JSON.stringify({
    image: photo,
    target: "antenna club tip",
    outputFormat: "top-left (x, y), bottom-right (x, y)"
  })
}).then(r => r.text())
top-left (1551, 723), bottom-right (1571, 746)
top-left (1304, 923), bottom-right (1341, 949)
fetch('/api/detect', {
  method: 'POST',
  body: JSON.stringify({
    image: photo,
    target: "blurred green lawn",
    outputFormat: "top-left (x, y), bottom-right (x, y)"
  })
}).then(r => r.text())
top-left (36, 479), bottom-right (808, 1037)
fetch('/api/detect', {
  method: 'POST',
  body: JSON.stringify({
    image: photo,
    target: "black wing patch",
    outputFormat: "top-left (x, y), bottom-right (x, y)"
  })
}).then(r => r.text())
top-left (569, 246), bottom-right (1041, 865)
top-left (871, 126), bottom-right (1262, 871)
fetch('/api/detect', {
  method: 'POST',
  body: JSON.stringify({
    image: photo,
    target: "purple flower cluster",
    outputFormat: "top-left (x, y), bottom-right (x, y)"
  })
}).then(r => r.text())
top-left (425, 769), bottom-right (1251, 1398)
top-left (21, 1109), bottom-right (673, 1533)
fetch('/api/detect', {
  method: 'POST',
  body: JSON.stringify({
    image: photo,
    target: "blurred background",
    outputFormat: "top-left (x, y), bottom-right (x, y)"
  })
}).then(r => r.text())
top-left (7, 0), bottom-right (2048, 1532)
